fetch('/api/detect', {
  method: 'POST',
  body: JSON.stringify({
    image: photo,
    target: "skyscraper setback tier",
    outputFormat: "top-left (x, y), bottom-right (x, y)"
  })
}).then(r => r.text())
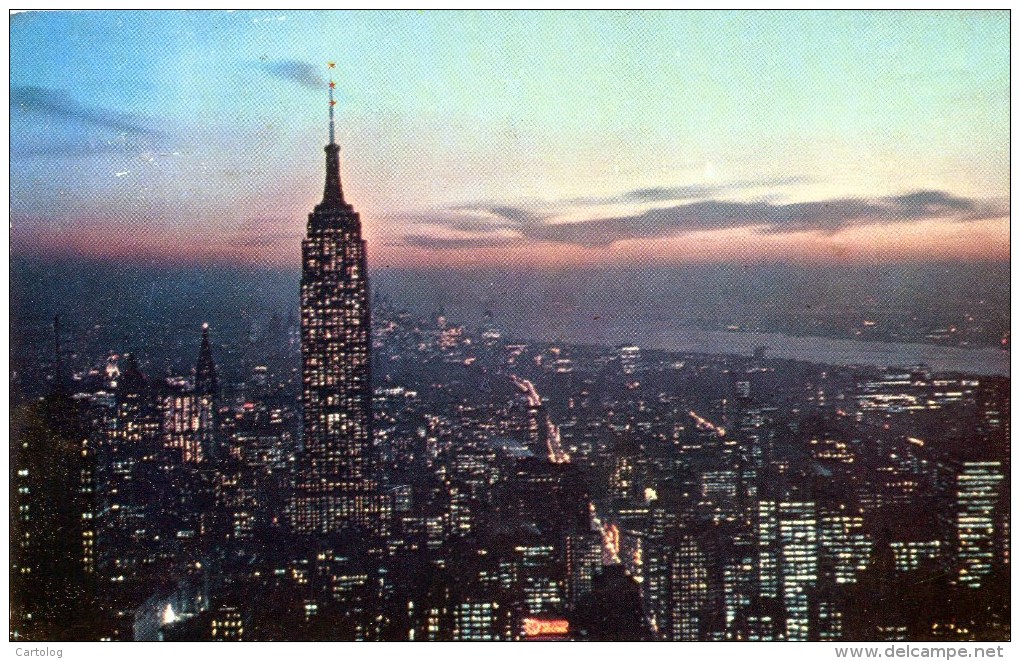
top-left (292, 95), bottom-right (374, 534)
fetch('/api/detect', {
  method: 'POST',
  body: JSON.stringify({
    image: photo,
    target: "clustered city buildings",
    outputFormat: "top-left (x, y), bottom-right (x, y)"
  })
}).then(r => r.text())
top-left (10, 103), bottom-right (1010, 643)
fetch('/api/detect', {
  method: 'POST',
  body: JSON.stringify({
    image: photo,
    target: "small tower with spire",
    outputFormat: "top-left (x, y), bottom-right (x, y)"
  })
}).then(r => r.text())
top-left (194, 323), bottom-right (219, 462)
top-left (195, 322), bottom-right (219, 397)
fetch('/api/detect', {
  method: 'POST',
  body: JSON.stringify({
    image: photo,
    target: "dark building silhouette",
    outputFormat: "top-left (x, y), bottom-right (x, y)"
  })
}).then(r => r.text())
top-left (11, 338), bottom-right (99, 640)
top-left (571, 565), bottom-right (653, 641)
top-left (292, 82), bottom-right (374, 534)
top-left (10, 398), bottom-right (97, 640)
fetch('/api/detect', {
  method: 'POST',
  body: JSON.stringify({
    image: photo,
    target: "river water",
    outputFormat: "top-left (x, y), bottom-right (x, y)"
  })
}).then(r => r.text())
top-left (522, 323), bottom-right (1010, 377)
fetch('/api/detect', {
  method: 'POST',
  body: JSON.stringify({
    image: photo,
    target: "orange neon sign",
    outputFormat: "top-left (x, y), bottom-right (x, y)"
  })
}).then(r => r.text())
top-left (522, 618), bottom-right (569, 637)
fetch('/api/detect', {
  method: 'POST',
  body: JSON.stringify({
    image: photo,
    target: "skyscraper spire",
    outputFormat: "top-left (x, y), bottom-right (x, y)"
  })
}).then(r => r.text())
top-left (192, 322), bottom-right (219, 463)
top-left (195, 322), bottom-right (218, 396)
top-left (321, 63), bottom-right (345, 206)
top-left (328, 76), bottom-right (336, 146)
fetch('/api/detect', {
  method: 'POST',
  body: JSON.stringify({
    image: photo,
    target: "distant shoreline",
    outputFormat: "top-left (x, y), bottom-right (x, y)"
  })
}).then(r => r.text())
top-left (514, 324), bottom-right (1011, 377)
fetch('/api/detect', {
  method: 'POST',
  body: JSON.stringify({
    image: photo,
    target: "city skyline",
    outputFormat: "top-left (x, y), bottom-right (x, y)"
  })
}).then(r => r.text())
top-left (10, 10), bottom-right (1009, 268)
top-left (8, 9), bottom-right (1012, 646)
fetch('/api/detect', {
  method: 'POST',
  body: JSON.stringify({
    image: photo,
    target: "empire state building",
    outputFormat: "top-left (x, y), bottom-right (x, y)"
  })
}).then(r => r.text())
top-left (292, 78), bottom-right (374, 534)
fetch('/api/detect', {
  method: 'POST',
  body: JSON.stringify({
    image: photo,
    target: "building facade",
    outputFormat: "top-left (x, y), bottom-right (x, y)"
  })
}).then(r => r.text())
top-left (293, 85), bottom-right (374, 534)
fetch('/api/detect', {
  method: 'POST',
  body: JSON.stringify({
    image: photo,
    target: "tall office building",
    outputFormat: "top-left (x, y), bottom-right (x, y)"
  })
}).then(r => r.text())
top-left (667, 534), bottom-right (710, 641)
top-left (194, 323), bottom-right (219, 462)
top-left (938, 454), bottom-right (1005, 588)
top-left (11, 361), bottom-right (98, 640)
top-left (161, 328), bottom-right (217, 465)
top-left (757, 500), bottom-right (820, 640)
top-left (777, 501), bottom-right (818, 641)
top-left (292, 78), bottom-right (374, 534)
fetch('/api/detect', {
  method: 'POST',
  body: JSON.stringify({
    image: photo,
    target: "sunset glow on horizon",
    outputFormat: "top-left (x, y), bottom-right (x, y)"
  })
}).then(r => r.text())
top-left (10, 10), bottom-right (1009, 269)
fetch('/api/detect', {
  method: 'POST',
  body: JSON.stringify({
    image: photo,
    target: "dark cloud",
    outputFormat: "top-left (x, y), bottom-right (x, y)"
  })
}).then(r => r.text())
top-left (404, 205), bottom-right (543, 236)
top-left (258, 59), bottom-right (326, 90)
top-left (441, 177), bottom-right (809, 235)
top-left (399, 234), bottom-right (523, 250)
top-left (11, 85), bottom-right (162, 136)
top-left (403, 190), bottom-right (1006, 250)
top-left (888, 190), bottom-right (978, 216)
top-left (570, 175), bottom-right (812, 206)
top-left (477, 205), bottom-right (543, 224)
top-left (444, 218), bottom-right (519, 233)
top-left (620, 184), bottom-right (721, 203)
top-left (450, 204), bottom-right (545, 224)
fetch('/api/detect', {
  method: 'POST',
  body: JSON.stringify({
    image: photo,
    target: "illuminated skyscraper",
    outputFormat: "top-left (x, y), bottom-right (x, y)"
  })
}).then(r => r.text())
top-left (777, 501), bottom-right (817, 641)
top-left (293, 77), bottom-right (374, 534)
top-left (938, 455), bottom-right (1005, 588)
top-left (757, 500), bottom-right (819, 640)
top-left (667, 534), bottom-right (709, 641)
top-left (194, 323), bottom-right (219, 461)
top-left (162, 326), bottom-right (218, 464)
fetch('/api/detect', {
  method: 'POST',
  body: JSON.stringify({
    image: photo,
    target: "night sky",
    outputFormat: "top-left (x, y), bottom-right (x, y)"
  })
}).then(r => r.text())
top-left (10, 10), bottom-right (1009, 268)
